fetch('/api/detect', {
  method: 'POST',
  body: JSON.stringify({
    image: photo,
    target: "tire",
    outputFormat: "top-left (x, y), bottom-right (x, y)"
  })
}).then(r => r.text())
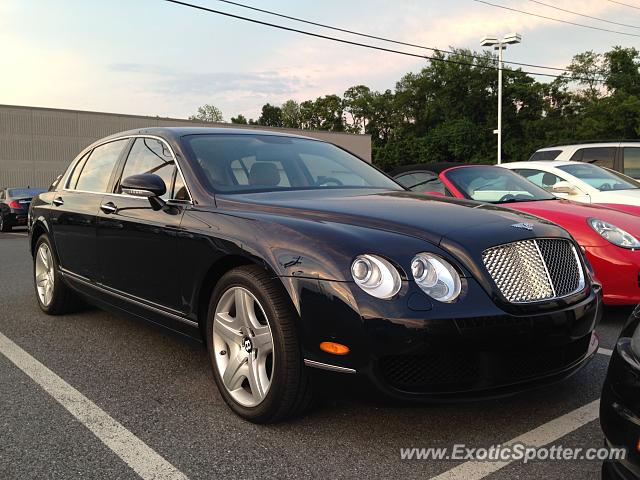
top-left (206, 265), bottom-right (315, 423)
top-left (33, 234), bottom-right (79, 315)
top-left (0, 215), bottom-right (11, 232)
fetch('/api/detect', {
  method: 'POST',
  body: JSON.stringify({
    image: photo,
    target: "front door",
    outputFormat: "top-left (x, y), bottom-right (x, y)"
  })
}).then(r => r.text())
top-left (96, 137), bottom-right (186, 313)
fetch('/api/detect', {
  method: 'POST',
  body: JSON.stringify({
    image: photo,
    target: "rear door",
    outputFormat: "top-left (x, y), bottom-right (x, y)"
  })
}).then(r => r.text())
top-left (96, 136), bottom-right (188, 313)
top-left (49, 138), bottom-right (130, 279)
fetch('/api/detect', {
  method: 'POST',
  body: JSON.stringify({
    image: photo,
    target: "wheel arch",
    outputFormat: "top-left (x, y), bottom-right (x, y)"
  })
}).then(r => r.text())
top-left (195, 254), bottom-right (300, 339)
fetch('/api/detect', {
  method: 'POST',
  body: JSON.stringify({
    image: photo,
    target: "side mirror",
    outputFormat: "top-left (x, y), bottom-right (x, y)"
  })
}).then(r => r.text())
top-left (121, 174), bottom-right (167, 210)
top-left (551, 181), bottom-right (579, 195)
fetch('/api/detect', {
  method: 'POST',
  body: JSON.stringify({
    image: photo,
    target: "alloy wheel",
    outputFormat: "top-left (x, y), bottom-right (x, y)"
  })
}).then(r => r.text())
top-left (212, 287), bottom-right (275, 407)
top-left (35, 243), bottom-right (55, 307)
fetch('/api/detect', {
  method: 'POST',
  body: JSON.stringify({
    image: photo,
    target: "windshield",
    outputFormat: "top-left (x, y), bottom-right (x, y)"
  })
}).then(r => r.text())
top-left (556, 163), bottom-right (640, 191)
top-left (445, 166), bottom-right (556, 203)
top-left (182, 134), bottom-right (403, 193)
top-left (8, 188), bottom-right (45, 198)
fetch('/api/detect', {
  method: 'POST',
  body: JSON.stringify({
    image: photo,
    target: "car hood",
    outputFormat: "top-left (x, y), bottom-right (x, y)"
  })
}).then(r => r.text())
top-left (596, 189), bottom-right (640, 206)
top-left (504, 198), bottom-right (640, 245)
top-left (217, 189), bottom-right (571, 251)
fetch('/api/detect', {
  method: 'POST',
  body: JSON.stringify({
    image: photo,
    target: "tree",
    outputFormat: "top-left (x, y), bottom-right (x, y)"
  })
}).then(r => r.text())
top-left (257, 103), bottom-right (283, 127)
top-left (566, 51), bottom-right (605, 101)
top-left (343, 85), bottom-right (373, 133)
top-left (189, 104), bottom-right (224, 123)
top-left (230, 114), bottom-right (248, 124)
top-left (281, 100), bottom-right (301, 128)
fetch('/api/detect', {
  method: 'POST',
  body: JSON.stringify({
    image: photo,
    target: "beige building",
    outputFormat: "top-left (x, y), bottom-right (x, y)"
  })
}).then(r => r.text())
top-left (0, 104), bottom-right (372, 188)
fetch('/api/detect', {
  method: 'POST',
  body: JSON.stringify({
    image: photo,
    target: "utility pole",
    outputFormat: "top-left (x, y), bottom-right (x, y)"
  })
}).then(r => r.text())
top-left (480, 33), bottom-right (522, 164)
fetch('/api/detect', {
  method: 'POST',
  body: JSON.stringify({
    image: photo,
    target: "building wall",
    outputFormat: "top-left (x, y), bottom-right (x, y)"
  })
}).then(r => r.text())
top-left (0, 104), bottom-right (372, 188)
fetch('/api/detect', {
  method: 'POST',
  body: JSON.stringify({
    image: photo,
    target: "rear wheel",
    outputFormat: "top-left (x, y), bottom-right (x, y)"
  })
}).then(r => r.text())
top-left (33, 234), bottom-right (79, 314)
top-left (206, 265), bottom-right (315, 423)
top-left (0, 215), bottom-right (11, 232)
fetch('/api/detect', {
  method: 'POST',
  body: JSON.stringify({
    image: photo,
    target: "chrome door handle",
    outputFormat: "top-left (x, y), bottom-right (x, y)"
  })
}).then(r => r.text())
top-left (100, 202), bottom-right (117, 214)
top-left (52, 197), bottom-right (64, 206)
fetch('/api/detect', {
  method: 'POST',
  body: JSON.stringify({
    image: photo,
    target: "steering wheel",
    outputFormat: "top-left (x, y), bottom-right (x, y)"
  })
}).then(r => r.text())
top-left (316, 177), bottom-right (344, 187)
top-left (600, 183), bottom-right (612, 191)
top-left (499, 193), bottom-right (516, 202)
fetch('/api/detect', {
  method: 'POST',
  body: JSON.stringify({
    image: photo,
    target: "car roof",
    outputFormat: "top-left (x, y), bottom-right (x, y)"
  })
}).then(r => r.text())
top-left (389, 162), bottom-right (467, 176)
top-left (98, 126), bottom-right (320, 145)
top-left (501, 160), bottom-right (585, 169)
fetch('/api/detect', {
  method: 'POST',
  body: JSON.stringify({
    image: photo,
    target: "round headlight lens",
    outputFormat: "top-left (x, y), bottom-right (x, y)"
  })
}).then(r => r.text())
top-left (351, 254), bottom-right (401, 299)
top-left (588, 218), bottom-right (640, 249)
top-left (411, 253), bottom-right (461, 303)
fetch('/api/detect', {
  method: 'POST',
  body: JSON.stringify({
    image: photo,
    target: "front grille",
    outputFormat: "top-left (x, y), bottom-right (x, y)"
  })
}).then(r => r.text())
top-left (482, 239), bottom-right (585, 303)
top-left (379, 335), bottom-right (591, 392)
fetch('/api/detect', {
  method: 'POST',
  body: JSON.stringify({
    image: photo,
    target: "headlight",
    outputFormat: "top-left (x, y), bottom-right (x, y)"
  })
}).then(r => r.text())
top-left (588, 218), bottom-right (640, 249)
top-left (411, 253), bottom-right (461, 303)
top-left (351, 254), bottom-right (402, 299)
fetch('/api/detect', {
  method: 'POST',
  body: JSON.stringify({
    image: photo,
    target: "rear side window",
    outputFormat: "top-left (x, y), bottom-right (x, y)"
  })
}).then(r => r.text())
top-left (528, 150), bottom-right (561, 161)
top-left (119, 138), bottom-right (176, 199)
top-left (623, 147), bottom-right (640, 179)
top-left (75, 140), bottom-right (128, 193)
top-left (570, 147), bottom-right (616, 169)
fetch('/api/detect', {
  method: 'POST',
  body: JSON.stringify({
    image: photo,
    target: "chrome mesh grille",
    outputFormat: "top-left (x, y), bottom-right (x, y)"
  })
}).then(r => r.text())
top-left (482, 239), bottom-right (584, 304)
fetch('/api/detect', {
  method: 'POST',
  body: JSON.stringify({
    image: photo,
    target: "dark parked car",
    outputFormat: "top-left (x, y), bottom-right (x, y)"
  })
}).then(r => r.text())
top-left (29, 128), bottom-right (602, 423)
top-left (601, 305), bottom-right (640, 479)
top-left (0, 187), bottom-right (46, 231)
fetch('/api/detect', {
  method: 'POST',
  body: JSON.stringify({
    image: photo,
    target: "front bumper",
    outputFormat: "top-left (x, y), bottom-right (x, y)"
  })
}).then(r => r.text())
top-left (296, 276), bottom-right (602, 400)
top-left (585, 245), bottom-right (640, 305)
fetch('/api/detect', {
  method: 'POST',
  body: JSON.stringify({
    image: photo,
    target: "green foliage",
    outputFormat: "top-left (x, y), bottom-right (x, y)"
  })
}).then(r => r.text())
top-left (195, 46), bottom-right (640, 168)
top-left (189, 104), bottom-right (224, 123)
top-left (230, 114), bottom-right (248, 124)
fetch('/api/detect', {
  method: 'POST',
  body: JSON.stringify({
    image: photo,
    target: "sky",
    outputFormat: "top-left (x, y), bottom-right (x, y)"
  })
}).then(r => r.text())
top-left (2, 0), bottom-right (639, 120)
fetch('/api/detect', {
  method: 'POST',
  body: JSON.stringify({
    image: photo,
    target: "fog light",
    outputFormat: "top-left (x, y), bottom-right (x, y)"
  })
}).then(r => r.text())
top-left (320, 341), bottom-right (350, 355)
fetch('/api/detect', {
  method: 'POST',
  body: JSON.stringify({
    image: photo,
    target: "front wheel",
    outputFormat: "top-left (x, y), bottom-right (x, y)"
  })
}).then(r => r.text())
top-left (206, 265), bottom-right (315, 423)
top-left (0, 215), bottom-right (11, 232)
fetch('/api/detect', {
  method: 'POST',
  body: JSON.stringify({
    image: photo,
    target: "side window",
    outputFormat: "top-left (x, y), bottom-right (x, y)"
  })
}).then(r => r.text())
top-left (119, 138), bottom-right (176, 200)
top-left (570, 147), bottom-right (616, 169)
top-left (66, 152), bottom-right (90, 190)
top-left (623, 147), bottom-right (640, 179)
top-left (75, 139), bottom-right (128, 193)
top-left (529, 150), bottom-right (562, 161)
top-left (514, 169), bottom-right (564, 191)
top-left (172, 172), bottom-right (189, 201)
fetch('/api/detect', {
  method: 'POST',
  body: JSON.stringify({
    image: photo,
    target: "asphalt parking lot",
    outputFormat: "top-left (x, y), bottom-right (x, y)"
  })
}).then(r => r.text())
top-left (0, 229), bottom-right (633, 480)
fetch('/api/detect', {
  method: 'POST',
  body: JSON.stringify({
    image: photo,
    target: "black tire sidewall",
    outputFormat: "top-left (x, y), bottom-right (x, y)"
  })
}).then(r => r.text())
top-left (205, 267), bottom-right (299, 423)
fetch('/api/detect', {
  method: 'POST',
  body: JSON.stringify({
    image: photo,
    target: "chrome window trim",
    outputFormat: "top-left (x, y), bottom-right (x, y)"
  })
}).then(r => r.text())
top-left (61, 134), bottom-right (193, 204)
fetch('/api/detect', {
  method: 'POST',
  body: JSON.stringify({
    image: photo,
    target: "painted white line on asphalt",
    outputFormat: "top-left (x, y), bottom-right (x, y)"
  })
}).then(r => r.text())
top-left (598, 348), bottom-right (613, 357)
top-left (430, 399), bottom-right (600, 480)
top-left (0, 332), bottom-right (188, 480)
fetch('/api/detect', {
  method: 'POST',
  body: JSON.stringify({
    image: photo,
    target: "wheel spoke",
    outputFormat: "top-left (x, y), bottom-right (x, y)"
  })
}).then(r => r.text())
top-left (214, 312), bottom-right (243, 346)
top-left (252, 325), bottom-right (273, 353)
top-left (234, 289), bottom-right (255, 329)
top-left (247, 355), bottom-right (266, 402)
top-left (38, 246), bottom-right (49, 270)
top-left (222, 352), bottom-right (248, 391)
top-left (36, 272), bottom-right (48, 286)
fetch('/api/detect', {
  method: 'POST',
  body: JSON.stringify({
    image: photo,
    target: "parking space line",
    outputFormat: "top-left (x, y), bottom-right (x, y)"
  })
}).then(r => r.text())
top-left (0, 332), bottom-right (188, 480)
top-left (430, 399), bottom-right (599, 480)
top-left (598, 348), bottom-right (613, 357)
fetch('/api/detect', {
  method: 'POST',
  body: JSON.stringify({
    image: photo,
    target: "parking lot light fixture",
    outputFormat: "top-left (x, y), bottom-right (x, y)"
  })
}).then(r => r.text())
top-left (481, 32), bottom-right (522, 164)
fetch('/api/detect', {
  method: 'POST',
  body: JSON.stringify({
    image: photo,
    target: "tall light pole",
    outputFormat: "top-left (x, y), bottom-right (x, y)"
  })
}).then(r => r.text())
top-left (480, 33), bottom-right (522, 164)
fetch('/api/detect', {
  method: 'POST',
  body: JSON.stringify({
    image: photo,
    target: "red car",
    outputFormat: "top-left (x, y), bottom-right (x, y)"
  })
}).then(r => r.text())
top-left (392, 163), bottom-right (640, 305)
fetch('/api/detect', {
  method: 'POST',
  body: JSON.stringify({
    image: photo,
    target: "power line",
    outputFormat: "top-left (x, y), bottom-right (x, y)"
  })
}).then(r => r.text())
top-left (163, 0), bottom-right (605, 83)
top-left (214, 0), bottom-right (573, 74)
top-left (608, 0), bottom-right (640, 11)
top-left (472, 0), bottom-right (640, 37)
top-left (527, 0), bottom-right (640, 30)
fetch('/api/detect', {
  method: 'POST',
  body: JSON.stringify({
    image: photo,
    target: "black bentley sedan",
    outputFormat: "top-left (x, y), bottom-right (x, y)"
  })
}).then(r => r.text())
top-left (29, 128), bottom-right (601, 422)
top-left (601, 305), bottom-right (640, 479)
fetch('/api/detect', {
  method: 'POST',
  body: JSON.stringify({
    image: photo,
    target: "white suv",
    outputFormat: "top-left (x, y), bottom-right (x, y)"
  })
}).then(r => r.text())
top-left (530, 142), bottom-right (640, 179)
